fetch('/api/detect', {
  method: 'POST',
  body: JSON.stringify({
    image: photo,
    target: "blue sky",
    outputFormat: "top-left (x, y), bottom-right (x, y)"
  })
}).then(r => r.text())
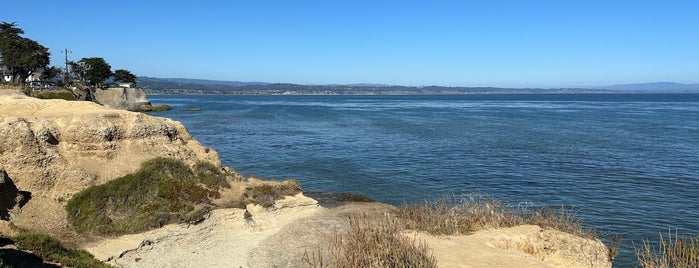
top-left (4, 0), bottom-right (698, 87)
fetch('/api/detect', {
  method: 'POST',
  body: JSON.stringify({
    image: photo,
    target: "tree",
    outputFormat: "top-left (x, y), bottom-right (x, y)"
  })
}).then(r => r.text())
top-left (79, 57), bottom-right (111, 87)
top-left (41, 66), bottom-right (62, 82)
top-left (0, 22), bottom-right (50, 84)
top-left (68, 61), bottom-right (87, 84)
top-left (112, 69), bottom-right (136, 84)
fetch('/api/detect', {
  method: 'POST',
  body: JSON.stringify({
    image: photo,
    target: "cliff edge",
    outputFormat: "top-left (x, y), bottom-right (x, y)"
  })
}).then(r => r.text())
top-left (0, 90), bottom-right (219, 237)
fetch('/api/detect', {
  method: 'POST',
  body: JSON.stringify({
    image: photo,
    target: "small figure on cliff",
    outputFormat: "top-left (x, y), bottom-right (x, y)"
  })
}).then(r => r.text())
top-left (244, 208), bottom-right (255, 227)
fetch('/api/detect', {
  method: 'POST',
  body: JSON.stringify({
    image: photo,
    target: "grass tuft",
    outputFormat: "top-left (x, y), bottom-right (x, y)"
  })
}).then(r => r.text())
top-left (305, 214), bottom-right (437, 268)
top-left (637, 230), bottom-right (699, 268)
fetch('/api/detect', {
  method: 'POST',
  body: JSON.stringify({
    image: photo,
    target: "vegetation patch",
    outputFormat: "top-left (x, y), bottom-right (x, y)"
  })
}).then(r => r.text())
top-left (637, 230), bottom-right (698, 268)
top-left (247, 179), bottom-right (301, 207)
top-left (304, 215), bottom-right (437, 268)
top-left (12, 232), bottom-right (110, 267)
top-left (29, 88), bottom-right (76, 100)
top-left (193, 161), bottom-right (230, 189)
top-left (65, 157), bottom-right (222, 235)
top-left (149, 104), bottom-right (173, 112)
top-left (398, 194), bottom-right (594, 238)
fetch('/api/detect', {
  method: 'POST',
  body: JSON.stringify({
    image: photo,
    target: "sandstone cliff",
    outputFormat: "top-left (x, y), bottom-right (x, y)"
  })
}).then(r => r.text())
top-left (92, 87), bottom-right (155, 111)
top-left (0, 90), bottom-right (219, 237)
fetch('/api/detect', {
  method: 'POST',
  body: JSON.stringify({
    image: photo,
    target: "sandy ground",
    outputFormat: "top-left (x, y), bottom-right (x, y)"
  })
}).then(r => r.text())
top-left (85, 193), bottom-right (322, 267)
top-left (84, 194), bottom-right (609, 268)
top-left (410, 225), bottom-right (610, 268)
top-left (0, 89), bottom-right (110, 116)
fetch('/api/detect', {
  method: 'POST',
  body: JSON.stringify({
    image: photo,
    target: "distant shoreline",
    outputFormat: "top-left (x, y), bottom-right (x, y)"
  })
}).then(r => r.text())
top-left (145, 90), bottom-right (699, 96)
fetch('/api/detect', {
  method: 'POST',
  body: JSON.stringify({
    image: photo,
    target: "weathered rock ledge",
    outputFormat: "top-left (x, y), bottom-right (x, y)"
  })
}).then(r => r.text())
top-left (92, 87), bottom-right (161, 112)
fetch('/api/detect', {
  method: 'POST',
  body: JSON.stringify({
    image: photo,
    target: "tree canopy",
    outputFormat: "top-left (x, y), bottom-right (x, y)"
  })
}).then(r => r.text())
top-left (0, 22), bottom-right (50, 84)
top-left (79, 57), bottom-right (112, 87)
top-left (113, 69), bottom-right (136, 84)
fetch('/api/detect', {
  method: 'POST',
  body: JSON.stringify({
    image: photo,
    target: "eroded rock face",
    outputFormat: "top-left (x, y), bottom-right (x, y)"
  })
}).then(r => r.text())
top-left (0, 93), bottom-right (220, 235)
top-left (93, 87), bottom-right (154, 111)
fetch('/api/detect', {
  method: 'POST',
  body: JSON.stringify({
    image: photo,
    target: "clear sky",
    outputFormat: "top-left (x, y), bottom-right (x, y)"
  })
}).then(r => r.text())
top-left (3, 0), bottom-right (698, 87)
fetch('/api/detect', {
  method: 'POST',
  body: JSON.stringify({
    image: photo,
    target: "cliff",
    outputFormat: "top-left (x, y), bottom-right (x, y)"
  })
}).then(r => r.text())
top-left (0, 90), bottom-right (219, 237)
top-left (92, 86), bottom-right (157, 111)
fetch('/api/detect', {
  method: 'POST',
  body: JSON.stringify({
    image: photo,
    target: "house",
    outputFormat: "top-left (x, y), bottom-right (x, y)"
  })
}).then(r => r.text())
top-left (118, 82), bottom-right (135, 88)
top-left (26, 71), bottom-right (42, 82)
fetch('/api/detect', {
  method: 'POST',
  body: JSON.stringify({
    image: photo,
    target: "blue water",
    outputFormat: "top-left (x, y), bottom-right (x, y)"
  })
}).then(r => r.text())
top-left (150, 94), bottom-right (699, 266)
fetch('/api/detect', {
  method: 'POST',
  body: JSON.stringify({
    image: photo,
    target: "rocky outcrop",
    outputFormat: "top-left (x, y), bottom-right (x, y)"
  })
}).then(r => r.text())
top-left (410, 225), bottom-right (612, 268)
top-left (92, 87), bottom-right (156, 111)
top-left (0, 92), bottom-right (220, 236)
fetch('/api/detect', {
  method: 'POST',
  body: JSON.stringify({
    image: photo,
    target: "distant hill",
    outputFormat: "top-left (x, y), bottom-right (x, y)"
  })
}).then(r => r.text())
top-left (137, 77), bottom-right (268, 89)
top-left (135, 76), bottom-right (611, 95)
top-left (599, 82), bottom-right (699, 92)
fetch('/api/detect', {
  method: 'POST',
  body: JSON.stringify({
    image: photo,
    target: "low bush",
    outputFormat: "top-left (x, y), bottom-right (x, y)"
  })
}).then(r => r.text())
top-left (247, 179), bottom-right (301, 207)
top-left (65, 157), bottom-right (219, 235)
top-left (193, 161), bottom-right (229, 189)
top-left (637, 230), bottom-right (698, 268)
top-left (13, 232), bottom-right (109, 267)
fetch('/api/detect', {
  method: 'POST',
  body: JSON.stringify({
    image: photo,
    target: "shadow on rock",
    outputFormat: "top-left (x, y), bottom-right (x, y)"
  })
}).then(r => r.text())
top-left (0, 169), bottom-right (32, 220)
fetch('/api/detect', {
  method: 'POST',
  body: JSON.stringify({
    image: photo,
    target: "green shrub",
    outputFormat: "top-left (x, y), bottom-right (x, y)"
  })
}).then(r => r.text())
top-left (65, 157), bottom-right (217, 235)
top-left (30, 89), bottom-right (76, 100)
top-left (248, 179), bottom-right (301, 207)
top-left (149, 105), bottom-right (172, 112)
top-left (13, 232), bottom-right (110, 268)
top-left (193, 161), bottom-right (229, 189)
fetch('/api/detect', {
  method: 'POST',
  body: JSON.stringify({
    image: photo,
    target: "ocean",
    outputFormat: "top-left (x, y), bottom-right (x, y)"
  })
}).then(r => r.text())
top-left (150, 93), bottom-right (699, 266)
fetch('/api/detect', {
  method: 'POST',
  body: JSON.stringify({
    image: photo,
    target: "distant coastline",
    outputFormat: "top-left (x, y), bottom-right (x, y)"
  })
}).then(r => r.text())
top-left (138, 77), bottom-right (699, 95)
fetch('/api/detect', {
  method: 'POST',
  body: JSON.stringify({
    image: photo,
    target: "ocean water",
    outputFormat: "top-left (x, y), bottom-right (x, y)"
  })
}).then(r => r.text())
top-left (150, 93), bottom-right (699, 266)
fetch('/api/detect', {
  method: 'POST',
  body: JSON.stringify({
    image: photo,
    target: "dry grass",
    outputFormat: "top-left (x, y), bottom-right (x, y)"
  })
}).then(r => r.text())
top-left (304, 214), bottom-right (437, 268)
top-left (305, 193), bottom-right (610, 267)
top-left (246, 179), bottom-right (302, 207)
top-left (398, 193), bottom-right (594, 239)
top-left (637, 230), bottom-right (699, 268)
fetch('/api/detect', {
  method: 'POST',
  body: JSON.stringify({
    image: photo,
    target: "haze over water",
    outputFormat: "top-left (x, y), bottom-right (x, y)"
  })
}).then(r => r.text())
top-left (151, 93), bottom-right (699, 266)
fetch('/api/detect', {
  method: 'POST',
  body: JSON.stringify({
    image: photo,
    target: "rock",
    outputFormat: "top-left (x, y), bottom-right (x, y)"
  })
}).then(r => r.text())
top-left (0, 94), bottom-right (221, 237)
top-left (409, 225), bottom-right (612, 268)
top-left (92, 87), bottom-right (155, 112)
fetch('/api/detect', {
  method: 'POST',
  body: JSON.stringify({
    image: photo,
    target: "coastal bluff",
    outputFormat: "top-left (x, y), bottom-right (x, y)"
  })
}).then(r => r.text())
top-left (0, 90), bottom-right (219, 237)
top-left (0, 90), bottom-right (611, 267)
top-left (92, 86), bottom-right (159, 112)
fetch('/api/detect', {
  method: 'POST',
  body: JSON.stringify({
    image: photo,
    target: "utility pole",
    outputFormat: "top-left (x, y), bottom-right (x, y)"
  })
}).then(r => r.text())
top-left (62, 48), bottom-right (71, 84)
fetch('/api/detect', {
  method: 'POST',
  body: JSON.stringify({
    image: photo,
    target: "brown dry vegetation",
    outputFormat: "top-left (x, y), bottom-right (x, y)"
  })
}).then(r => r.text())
top-left (306, 193), bottom-right (614, 267)
top-left (304, 214), bottom-right (437, 268)
top-left (398, 194), bottom-right (593, 239)
top-left (637, 230), bottom-right (699, 268)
